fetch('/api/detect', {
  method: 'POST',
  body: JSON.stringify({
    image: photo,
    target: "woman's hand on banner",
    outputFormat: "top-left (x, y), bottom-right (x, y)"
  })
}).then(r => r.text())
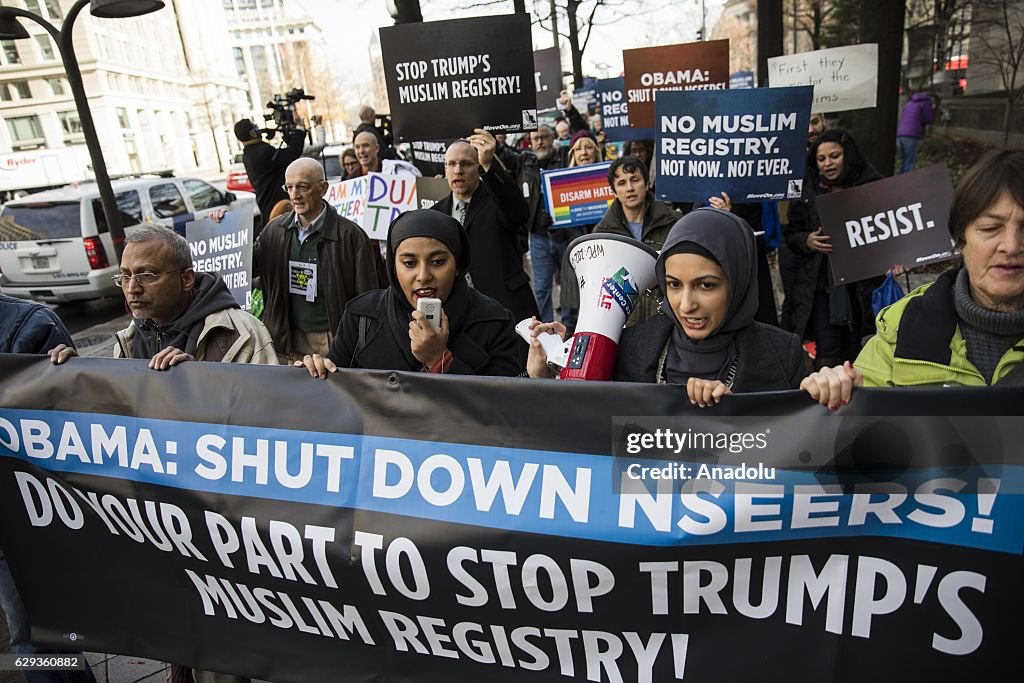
top-left (800, 360), bottom-right (863, 411)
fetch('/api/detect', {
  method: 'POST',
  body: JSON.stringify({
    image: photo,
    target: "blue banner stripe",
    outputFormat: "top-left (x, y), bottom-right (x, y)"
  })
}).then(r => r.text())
top-left (2, 408), bottom-right (1022, 554)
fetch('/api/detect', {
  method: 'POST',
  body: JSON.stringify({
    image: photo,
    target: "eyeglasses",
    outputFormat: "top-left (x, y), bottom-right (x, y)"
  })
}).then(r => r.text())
top-left (112, 269), bottom-right (182, 287)
top-left (445, 161), bottom-right (477, 170)
top-left (282, 183), bottom-right (314, 194)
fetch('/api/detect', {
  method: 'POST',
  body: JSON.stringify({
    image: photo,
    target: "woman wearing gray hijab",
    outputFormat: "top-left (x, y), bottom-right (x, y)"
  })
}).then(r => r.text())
top-left (613, 208), bottom-right (808, 405)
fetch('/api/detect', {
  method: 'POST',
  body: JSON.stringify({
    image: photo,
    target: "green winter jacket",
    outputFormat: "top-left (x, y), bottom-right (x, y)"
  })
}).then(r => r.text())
top-left (856, 269), bottom-right (1024, 387)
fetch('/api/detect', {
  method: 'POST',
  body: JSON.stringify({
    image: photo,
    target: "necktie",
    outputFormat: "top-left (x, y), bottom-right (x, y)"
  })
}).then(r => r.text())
top-left (456, 201), bottom-right (467, 226)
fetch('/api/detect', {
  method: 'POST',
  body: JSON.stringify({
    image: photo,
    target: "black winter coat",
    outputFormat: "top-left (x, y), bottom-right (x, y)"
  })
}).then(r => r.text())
top-left (433, 164), bottom-right (539, 325)
top-left (326, 289), bottom-right (522, 376)
top-left (783, 173), bottom-right (884, 341)
top-left (613, 313), bottom-right (808, 389)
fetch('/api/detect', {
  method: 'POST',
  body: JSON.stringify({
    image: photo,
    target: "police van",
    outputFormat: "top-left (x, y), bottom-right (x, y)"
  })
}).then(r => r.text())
top-left (0, 175), bottom-right (257, 303)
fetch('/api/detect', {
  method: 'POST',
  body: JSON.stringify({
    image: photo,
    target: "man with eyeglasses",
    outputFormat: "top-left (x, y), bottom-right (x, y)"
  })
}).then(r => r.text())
top-left (50, 225), bottom-right (275, 367)
top-left (432, 129), bottom-right (537, 348)
top-left (254, 157), bottom-right (379, 363)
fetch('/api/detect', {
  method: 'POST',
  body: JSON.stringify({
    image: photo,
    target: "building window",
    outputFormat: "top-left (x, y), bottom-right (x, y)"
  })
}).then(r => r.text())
top-left (232, 47), bottom-right (246, 78)
top-left (43, 0), bottom-right (63, 21)
top-left (35, 35), bottom-right (55, 60)
top-left (25, 1), bottom-right (41, 13)
top-left (250, 45), bottom-right (266, 73)
top-left (46, 78), bottom-right (65, 95)
top-left (116, 107), bottom-right (130, 129)
top-left (10, 80), bottom-right (31, 99)
top-left (6, 115), bottom-right (44, 145)
top-left (2, 41), bottom-right (21, 65)
top-left (58, 110), bottom-right (83, 137)
top-left (0, 84), bottom-right (10, 102)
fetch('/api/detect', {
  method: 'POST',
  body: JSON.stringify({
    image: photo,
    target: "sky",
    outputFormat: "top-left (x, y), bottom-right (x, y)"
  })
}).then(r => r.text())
top-left (295, 0), bottom-right (726, 95)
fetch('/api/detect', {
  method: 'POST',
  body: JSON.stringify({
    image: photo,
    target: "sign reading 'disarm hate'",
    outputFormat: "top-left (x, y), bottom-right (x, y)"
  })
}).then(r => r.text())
top-left (541, 162), bottom-right (615, 228)
top-left (379, 14), bottom-right (538, 141)
top-left (597, 77), bottom-right (653, 142)
top-left (767, 44), bottom-right (878, 113)
top-left (185, 209), bottom-right (254, 310)
top-left (816, 164), bottom-right (956, 284)
top-left (654, 86), bottom-right (813, 203)
top-left (623, 40), bottom-right (730, 129)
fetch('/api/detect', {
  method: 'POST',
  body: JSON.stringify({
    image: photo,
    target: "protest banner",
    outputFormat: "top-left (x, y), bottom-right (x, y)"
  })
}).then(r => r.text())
top-left (815, 164), bottom-right (956, 284)
top-left (185, 209), bottom-right (254, 309)
top-left (768, 44), bottom-right (878, 113)
top-left (0, 354), bottom-right (1020, 682)
top-left (410, 140), bottom-right (450, 177)
top-left (623, 40), bottom-right (730, 129)
top-left (541, 162), bottom-right (614, 229)
top-left (597, 78), bottom-right (653, 142)
top-left (415, 176), bottom-right (452, 209)
top-left (324, 173), bottom-right (418, 240)
top-left (379, 14), bottom-right (538, 141)
top-left (654, 86), bottom-right (813, 203)
top-left (534, 46), bottom-right (562, 113)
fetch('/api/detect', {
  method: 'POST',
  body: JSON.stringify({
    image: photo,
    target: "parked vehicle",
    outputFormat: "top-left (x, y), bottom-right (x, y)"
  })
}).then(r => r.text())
top-left (0, 175), bottom-right (257, 303)
top-left (225, 162), bottom-right (253, 193)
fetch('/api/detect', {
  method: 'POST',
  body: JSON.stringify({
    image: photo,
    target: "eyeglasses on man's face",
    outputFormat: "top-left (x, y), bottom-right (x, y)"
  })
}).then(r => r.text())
top-left (112, 269), bottom-right (182, 287)
top-left (282, 183), bottom-right (314, 194)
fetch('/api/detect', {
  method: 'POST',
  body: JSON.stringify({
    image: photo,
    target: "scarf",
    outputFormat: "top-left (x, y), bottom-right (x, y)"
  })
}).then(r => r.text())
top-left (656, 208), bottom-right (758, 384)
top-left (131, 271), bottom-right (239, 360)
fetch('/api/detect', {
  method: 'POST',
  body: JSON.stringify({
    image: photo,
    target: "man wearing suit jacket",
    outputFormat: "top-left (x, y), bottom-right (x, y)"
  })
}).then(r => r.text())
top-left (432, 130), bottom-right (538, 326)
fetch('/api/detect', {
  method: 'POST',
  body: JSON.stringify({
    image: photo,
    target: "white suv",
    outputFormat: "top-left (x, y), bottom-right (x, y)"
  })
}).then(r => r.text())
top-left (0, 176), bottom-right (257, 303)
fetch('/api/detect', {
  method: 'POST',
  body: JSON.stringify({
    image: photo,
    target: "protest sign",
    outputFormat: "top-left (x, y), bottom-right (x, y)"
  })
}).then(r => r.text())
top-left (185, 209), bottom-right (254, 309)
top-left (0, 354), bottom-right (1020, 682)
top-left (534, 46), bottom-right (562, 113)
top-left (541, 162), bottom-right (614, 228)
top-left (324, 173), bottom-right (418, 240)
top-left (730, 70), bottom-right (755, 89)
top-left (768, 43), bottom-right (878, 113)
top-left (816, 164), bottom-right (956, 284)
top-left (597, 78), bottom-right (653, 142)
top-left (379, 14), bottom-right (538, 141)
top-left (654, 86), bottom-right (813, 203)
top-left (415, 176), bottom-right (452, 209)
top-left (410, 140), bottom-right (450, 177)
top-left (623, 39), bottom-right (730, 129)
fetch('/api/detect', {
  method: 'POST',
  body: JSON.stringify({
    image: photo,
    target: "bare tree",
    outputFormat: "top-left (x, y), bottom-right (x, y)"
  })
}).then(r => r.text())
top-left (790, 0), bottom-right (838, 50)
top-left (969, 0), bottom-right (1024, 147)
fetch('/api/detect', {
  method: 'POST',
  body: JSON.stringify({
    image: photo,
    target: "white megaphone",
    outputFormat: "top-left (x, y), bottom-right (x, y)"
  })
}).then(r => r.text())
top-left (517, 234), bottom-right (658, 381)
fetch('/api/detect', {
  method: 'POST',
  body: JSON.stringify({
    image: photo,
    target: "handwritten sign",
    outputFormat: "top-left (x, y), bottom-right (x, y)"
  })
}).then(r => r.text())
top-left (324, 173), bottom-right (417, 240)
top-left (768, 44), bottom-right (877, 113)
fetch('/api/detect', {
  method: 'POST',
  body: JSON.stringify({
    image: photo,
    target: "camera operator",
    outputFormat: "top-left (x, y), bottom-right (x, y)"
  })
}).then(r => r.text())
top-left (234, 114), bottom-right (306, 221)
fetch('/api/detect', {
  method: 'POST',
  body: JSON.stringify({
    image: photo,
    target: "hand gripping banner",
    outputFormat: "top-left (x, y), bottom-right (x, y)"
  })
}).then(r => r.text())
top-left (0, 355), bottom-right (1021, 682)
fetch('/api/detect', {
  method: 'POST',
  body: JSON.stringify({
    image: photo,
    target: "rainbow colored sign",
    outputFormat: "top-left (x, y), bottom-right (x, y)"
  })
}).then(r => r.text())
top-left (541, 161), bottom-right (615, 229)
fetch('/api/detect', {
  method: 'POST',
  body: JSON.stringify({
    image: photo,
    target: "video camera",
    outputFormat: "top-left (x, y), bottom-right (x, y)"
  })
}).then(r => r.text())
top-left (260, 88), bottom-right (315, 139)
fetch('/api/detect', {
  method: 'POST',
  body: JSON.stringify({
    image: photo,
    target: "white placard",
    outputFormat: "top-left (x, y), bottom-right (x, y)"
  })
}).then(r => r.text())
top-left (767, 43), bottom-right (878, 113)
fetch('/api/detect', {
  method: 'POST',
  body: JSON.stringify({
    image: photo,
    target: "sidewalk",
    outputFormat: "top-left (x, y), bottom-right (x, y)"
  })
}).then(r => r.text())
top-left (71, 315), bottom-right (129, 358)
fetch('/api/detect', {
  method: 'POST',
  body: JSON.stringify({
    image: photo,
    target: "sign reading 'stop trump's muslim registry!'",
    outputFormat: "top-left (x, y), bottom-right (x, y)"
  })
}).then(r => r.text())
top-left (541, 162), bottom-right (614, 229)
top-left (768, 43), bottom-right (878, 113)
top-left (816, 164), bottom-right (956, 285)
top-left (379, 14), bottom-right (538, 142)
top-left (623, 39), bottom-right (730, 129)
top-left (654, 86), bottom-right (813, 204)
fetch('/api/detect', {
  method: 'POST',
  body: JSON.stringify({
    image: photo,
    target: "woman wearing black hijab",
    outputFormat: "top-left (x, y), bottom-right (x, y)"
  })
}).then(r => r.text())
top-left (297, 209), bottom-right (522, 377)
top-left (529, 209), bottom-right (807, 405)
top-left (784, 128), bottom-right (884, 369)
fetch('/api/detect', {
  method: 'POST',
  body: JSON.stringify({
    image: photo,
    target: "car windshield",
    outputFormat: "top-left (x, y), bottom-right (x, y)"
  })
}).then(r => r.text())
top-left (0, 203), bottom-right (82, 240)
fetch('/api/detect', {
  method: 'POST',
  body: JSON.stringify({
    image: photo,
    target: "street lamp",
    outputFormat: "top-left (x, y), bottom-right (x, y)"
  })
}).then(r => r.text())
top-left (0, 0), bottom-right (166, 260)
